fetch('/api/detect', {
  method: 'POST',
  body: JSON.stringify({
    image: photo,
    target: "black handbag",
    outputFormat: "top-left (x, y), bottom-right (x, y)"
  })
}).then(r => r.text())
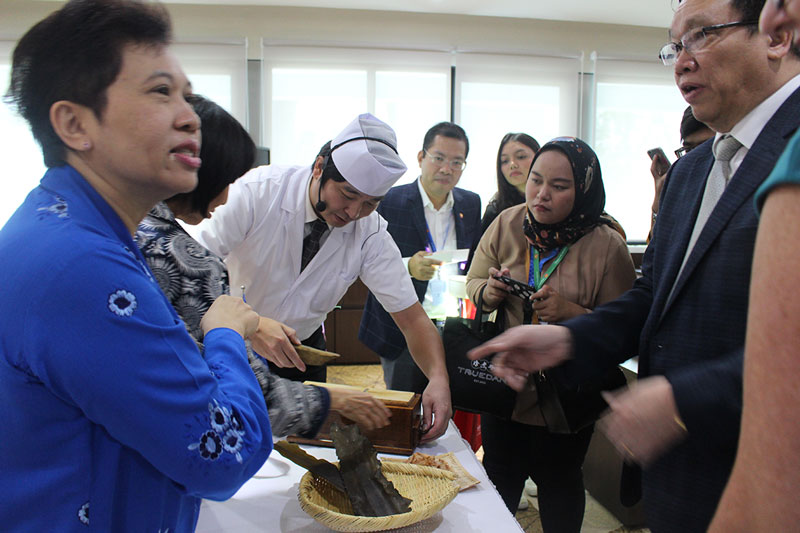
top-left (442, 287), bottom-right (516, 419)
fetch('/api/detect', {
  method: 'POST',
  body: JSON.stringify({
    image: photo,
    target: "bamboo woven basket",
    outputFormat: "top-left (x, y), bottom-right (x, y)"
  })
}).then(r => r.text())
top-left (298, 462), bottom-right (458, 532)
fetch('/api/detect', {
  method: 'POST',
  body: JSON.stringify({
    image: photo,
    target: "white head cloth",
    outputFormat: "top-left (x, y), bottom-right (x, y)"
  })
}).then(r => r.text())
top-left (330, 113), bottom-right (407, 197)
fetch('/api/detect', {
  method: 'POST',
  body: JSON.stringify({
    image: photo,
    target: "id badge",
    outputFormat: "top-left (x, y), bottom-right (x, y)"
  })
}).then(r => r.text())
top-left (429, 277), bottom-right (446, 307)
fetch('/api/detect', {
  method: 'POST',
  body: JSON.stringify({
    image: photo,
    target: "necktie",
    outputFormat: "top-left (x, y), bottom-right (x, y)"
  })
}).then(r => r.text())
top-left (301, 218), bottom-right (328, 271)
top-left (684, 134), bottom-right (742, 257)
top-left (670, 134), bottom-right (742, 298)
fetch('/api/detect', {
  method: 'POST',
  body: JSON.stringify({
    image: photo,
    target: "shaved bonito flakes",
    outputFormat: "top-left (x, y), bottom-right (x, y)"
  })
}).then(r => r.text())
top-left (385, 452), bottom-right (479, 491)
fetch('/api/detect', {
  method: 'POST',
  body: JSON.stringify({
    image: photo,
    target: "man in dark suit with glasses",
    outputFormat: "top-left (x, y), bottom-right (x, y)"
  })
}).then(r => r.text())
top-left (470, 1), bottom-right (800, 531)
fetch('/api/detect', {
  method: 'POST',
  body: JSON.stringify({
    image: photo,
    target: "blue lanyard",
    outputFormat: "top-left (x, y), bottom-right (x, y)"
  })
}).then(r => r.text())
top-left (528, 247), bottom-right (562, 288)
top-left (425, 218), bottom-right (452, 253)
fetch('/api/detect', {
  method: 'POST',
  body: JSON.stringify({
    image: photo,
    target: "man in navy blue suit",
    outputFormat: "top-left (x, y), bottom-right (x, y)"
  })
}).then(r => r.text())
top-left (360, 122), bottom-right (481, 392)
top-left (469, 0), bottom-right (800, 531)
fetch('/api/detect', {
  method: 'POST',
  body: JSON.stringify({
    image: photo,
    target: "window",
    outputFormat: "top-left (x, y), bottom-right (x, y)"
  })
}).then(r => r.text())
top-left (375, 71), bottom-right (449, 185)
top-left (0, 42), bottom-right (46, 228)
top-left (171, 41), bottom-right (248, 125)
top-left (259, 45), bottom-right (590, 216)
top-left (455, 53), bottom-right (581, 211)
top-left (593, 59), bottom-right (687, 242)
top-left (262, 45), bottom-right (451, 176)
top-left (271, 68), bottom-right (368, 166)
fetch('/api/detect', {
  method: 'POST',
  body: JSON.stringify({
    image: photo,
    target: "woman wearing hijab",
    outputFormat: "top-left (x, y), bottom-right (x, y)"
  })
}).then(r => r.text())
top-left (0, 2), bottom-right (272, 530)
top-left (135, 95), bottom-right (390, 436)
top-left (466, 137), bottom-right (635, 531)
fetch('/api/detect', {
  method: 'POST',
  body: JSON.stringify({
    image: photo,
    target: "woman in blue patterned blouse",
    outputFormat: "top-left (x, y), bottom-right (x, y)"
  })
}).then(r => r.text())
top-left (0, 1), bottom-right (271, 531)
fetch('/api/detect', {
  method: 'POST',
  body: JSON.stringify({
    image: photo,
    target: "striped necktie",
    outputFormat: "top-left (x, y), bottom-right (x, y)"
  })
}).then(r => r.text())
top-left (669, 134), bottom-right (742, 300)
top-left (301, 218), bottom-right (328, 271)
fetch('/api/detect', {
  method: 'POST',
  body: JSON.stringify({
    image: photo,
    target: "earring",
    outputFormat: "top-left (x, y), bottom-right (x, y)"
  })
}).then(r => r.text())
top-left (82, 141), bottom-right (91, 150)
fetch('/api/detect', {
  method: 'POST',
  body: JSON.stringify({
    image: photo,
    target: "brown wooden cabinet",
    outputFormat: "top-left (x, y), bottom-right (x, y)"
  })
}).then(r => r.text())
top-left (323, 279), bottom-right (380, 364)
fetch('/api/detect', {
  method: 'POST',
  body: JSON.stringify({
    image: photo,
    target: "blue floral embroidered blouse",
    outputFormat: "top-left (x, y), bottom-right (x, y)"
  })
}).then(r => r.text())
top-left (0, 165), bottom-right (273, 532)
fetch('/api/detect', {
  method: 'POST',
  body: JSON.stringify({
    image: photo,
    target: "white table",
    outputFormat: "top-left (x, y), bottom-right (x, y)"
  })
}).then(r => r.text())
top-left (196, 420), bottom-right (523, 532)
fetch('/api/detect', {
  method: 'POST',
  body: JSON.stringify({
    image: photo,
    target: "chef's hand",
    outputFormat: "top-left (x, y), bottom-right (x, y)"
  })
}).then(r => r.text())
top-left (202, 295), bottom-right (260, 339)
top-left (420, 375), bottom-right (452, 443)
top-left (329, 388), bottom-right (391, 431)
top-left (483, 266), bottom-right (511, 309)
top-left (530, 285), bottom-right (587, 323)
top-left (408, 251), bottom-right (442, 281)
top-left (249, 316), bottom-right (306, 371)
top-left (598, 375), bottom-right (688, 468)
top-left (468, 324), bottom-right (572, 391)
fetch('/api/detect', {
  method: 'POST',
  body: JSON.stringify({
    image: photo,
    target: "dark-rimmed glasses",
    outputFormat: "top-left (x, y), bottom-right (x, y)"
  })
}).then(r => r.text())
top-left (674, 146), bottom-right (690, 159)
top-left (424, 150), bottom-right (467, 171)
top-left (659, 20), bottom-right (758, 66)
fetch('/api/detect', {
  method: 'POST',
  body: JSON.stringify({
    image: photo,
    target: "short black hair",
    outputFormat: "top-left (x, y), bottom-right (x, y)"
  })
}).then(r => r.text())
top-left (493, 133), bottom-right (540, 213)
top-left (731, 0), bottom-right (800, 58)
top-left (4, 0), bottom-right (172, 167)
top-left (168, 95), bottom-right (255, 217)
top-left (422, 122), bottom-right (470, 158)
top-left (676, 0), bottom-right (765, 18)
top-left (730, 0), bottom-right (767, 24)
top-left (314, 141), bottom-right (347, 184)
top-left (679, 105), bottom-right (712, 141)
top-left (676, 0), bottom-right (800, 58)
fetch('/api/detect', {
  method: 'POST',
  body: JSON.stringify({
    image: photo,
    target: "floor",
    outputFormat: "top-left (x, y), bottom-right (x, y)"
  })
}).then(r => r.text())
top-left (327, 364), bottom-right (650, 533)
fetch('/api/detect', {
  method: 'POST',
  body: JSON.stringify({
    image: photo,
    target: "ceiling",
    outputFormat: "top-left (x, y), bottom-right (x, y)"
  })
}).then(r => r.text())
top-left (164, 0), bottom-right (677, 29)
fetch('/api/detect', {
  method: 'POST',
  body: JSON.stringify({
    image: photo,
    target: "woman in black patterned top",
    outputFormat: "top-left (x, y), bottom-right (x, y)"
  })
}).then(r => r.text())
top-left (136, 95), bottom-right (390, 437)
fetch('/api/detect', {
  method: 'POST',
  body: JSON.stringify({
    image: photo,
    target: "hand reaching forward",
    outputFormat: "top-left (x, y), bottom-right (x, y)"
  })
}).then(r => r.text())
top-left (420, 376), bottom-right (452, 443)
top-left (249, 316), bottom-right (306, 371)
top-left (468, 324), bottom-right (573, 391)
top-left (329, 388), bottom-right (391, 431)
top-left (201, 295), bottom-right (260, 339)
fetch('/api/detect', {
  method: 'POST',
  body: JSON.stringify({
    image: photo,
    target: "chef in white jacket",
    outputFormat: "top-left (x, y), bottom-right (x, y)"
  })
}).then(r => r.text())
top-left (196, 113), bottom-right (452, 441)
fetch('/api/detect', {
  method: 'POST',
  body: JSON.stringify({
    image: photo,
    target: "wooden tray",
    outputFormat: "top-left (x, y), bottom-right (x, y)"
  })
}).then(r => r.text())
top-left (288, 383), bottom-right (423, 456)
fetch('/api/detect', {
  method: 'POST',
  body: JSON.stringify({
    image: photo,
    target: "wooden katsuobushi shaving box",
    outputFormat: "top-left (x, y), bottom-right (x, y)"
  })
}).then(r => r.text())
top-left (287, 382), bottom-right (423, 456)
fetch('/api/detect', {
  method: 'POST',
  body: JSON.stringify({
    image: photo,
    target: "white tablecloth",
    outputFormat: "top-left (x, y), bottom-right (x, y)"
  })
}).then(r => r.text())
top-left (196, 420), bottom-right (523, 532)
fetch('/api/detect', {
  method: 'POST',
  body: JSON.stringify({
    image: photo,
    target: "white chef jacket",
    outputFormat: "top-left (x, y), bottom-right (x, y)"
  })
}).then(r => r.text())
top-left (195, 164), bottom-right (418, 340)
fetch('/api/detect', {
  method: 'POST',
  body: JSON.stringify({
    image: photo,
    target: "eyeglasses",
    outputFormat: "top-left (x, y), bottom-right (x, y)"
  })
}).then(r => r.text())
top-left (674, 141), bottom-right (705, 159)
top-left (658, 20), bottom-right (758, 66)
top-left (424, 150), bottom-right (467, 171)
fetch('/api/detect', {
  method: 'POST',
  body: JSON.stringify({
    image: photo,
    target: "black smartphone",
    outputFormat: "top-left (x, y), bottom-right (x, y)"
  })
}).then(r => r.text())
top-left (647, 147), bottom-right (671, 175)
top-left (493, 274), bottom-right (536, 300)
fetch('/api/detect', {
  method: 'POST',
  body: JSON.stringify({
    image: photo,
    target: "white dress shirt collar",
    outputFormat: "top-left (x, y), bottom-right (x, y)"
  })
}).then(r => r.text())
top-left (417, 178), bottom-right (454, 213)
top-left (725, 73), bottom-right (800, 150)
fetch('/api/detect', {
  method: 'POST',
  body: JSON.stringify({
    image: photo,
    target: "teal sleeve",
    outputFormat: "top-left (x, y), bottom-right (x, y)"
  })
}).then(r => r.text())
top-left (756, 128), bottom-right (800, 213)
